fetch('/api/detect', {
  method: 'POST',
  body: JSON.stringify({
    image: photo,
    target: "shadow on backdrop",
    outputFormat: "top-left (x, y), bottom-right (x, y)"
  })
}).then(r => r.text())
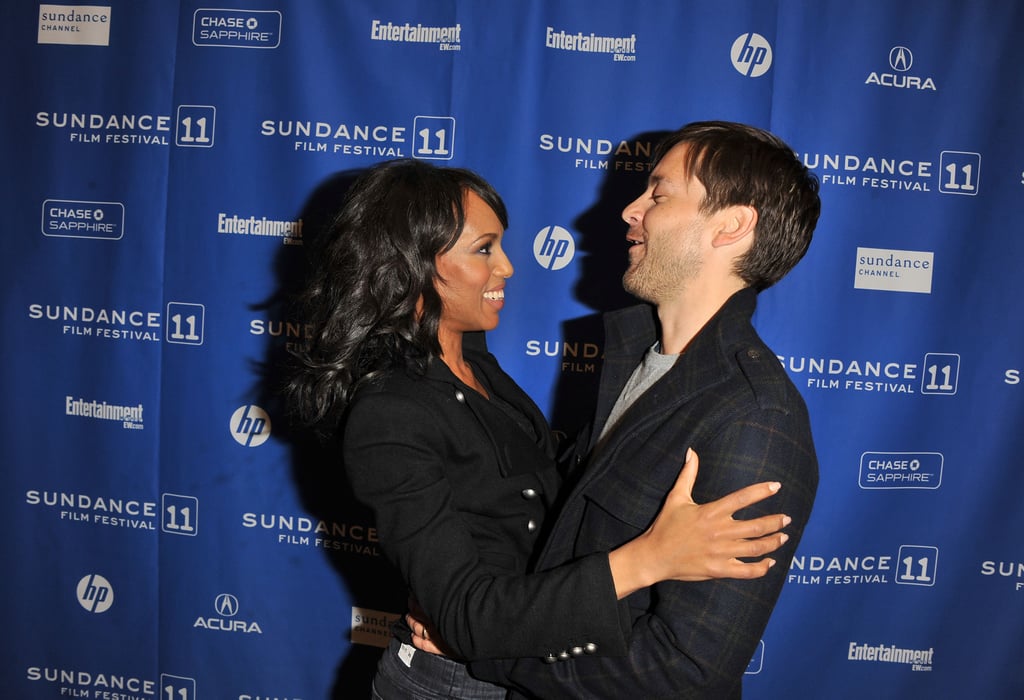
top-left (548, 130), bottom-right (669, 439)
top-left (253, 168), bottom-right (405, 699)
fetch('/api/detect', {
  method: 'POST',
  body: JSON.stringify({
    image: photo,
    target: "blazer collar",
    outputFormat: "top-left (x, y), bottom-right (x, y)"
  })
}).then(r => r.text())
top-left (422, 332), bottom-right (557, 467)
top-left (588, 288), bottom-right (758, 452)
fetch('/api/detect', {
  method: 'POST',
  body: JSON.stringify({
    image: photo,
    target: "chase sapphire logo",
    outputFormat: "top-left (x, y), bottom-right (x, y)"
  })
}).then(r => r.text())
top-left (193, 9), bottom-right (281, 48)
top-left (859, 451), bottom-right (943, 489)
top-left (42, 199), bottom-right (124, 240)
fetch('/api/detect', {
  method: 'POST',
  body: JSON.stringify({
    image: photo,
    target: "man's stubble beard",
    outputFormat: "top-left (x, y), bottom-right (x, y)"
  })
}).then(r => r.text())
top-left (621, 233), bottom-right (703, 304)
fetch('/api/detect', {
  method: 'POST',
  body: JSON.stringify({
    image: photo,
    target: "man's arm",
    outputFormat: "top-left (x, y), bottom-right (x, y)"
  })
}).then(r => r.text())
top-left (470, 408), bottom-right (818, 698)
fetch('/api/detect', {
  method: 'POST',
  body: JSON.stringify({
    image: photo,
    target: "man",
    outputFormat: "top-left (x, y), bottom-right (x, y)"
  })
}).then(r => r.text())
top-left (421, 121), bottom-right (821, 698)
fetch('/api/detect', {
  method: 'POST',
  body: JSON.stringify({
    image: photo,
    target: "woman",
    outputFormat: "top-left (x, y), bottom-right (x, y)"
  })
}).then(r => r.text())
top-left (288, 159), bottom-right (788, 699)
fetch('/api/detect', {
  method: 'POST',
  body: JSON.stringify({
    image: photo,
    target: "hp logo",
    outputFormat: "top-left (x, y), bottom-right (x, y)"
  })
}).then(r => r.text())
top-left (533, 226), bottom-right (576, 270)
top-left (77, 574), bottom-right (114, 613)
top-left (731, 33), bottom-right (773, 77)
top-left (230, 405), bottom-right (272, 447)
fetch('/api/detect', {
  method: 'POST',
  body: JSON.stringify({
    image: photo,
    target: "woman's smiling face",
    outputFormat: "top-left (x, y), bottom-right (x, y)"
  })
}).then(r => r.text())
top-left (435, 190), bottom-right (514, 340)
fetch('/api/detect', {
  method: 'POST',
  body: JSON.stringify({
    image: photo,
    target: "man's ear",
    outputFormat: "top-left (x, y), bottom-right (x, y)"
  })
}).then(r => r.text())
top-left (710, 205), bottom-right (757, 248)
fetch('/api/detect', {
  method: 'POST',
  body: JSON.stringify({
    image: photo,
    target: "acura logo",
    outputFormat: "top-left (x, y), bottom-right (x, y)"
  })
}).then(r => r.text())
top-left (215, 593), bottom-right (239, 617)
top-left (889, 46), bottom-right (913, 72)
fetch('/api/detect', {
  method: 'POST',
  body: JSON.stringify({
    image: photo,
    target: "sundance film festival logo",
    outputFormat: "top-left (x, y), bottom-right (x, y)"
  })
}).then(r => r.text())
top-left (788, 545), bottom-right (939, 587)
top-left (160, 675), bottom-right (196, 700)
top-left (980, 559), bottom-right (1024, 591)
top-left (262, 114), bottom-right (453, 160)
top-left (533, 226), bottom-right (575, 270)
top-left (731, 33), bottom-right (772, 77)
top-left (231, 405), bottom-right (271, 446)
top-left (176, 105), bottom-right (216, 148)
top-left (77, 574), bottom-right (114, 613)
top-left (537, 133), bottom-right (654, 172)
top-left (804, 148), bottom-right (980, 195)
top-left (778, 351), bottom-right (960, 395)
top-left (162, 493), bottom-right (199, 536)
top-left (166, 301), bottom-right (205, 345)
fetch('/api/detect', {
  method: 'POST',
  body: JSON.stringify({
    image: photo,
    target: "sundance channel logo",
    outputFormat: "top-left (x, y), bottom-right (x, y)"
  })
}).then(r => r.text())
top-left (38, 4), bottom-right (111, 46)
top-left (854, 247), bottom-right (933, 294)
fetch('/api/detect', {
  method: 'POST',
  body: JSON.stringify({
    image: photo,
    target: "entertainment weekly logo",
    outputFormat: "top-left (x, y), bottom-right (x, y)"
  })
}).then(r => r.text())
top-left (217, 211), bottom-right (303, 245)
top-left (848, 641), bottom-right (934, 672)
top-left (66, 394), bottom-right (145, 430)
top-left (370, 18), bottom-right (462, 51)
top-left (544, 24), bottom-right (637, 62)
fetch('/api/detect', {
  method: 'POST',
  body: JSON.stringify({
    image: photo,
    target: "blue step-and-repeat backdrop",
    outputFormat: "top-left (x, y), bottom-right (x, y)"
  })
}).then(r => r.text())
top-left (2, 1), bottom-right (1023, 698)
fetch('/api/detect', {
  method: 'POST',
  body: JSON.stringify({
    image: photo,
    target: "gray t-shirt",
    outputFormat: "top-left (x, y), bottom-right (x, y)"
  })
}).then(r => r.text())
top-left (598, 342), bottom-right (679, 443)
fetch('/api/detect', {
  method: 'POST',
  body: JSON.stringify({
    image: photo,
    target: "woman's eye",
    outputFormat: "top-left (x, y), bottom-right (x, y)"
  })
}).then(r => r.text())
top-left (478, 243), bottom-right (492, 254)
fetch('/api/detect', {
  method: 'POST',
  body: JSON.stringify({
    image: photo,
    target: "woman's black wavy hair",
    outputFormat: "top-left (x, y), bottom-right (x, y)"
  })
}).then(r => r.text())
top-left (285, 159), bottom-right (508, 436)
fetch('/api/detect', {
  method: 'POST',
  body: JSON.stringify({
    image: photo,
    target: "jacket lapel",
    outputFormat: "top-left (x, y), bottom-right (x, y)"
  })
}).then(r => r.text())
top-left (565, 291), bottom-right (757, 511)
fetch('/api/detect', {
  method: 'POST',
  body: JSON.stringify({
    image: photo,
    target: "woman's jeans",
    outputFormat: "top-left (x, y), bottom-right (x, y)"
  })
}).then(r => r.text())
top-left (371, 636), bottom-right (508, 699)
